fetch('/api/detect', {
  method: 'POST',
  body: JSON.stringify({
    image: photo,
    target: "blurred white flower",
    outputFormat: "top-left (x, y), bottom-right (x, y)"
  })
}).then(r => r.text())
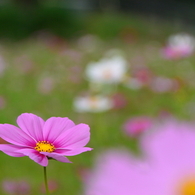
top-left (162, 33), bottom-right (195, 59)
top-left (73, 95), bottom-right (113, 113)
top-left (85, 55), bottom-right (127, 84)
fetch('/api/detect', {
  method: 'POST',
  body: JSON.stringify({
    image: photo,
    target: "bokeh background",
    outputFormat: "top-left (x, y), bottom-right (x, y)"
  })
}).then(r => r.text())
top-left (0, 0), bottom-right (195, 194)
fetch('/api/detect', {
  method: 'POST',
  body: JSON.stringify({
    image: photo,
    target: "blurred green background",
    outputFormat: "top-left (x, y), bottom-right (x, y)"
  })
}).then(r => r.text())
top-left (0, 0), bottom-right (194, 194)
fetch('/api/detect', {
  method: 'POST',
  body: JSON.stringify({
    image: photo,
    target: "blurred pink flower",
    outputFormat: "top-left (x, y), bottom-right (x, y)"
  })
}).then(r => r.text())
top-left (67, 65), bottom-right (83, 83)
top-left (2, 179), bottom-right (31, 195)
top-left (124, 67), bottom-right (153, 90)
top-left (14, 55), bottom-right (34, 74)
top-left (38, 31), bottom-right (68, 52)
top-left (40, 179), bottom-right (59, 193)
top-left (38, 76), bottom-right (55, 95)
top-left (111, 93), bottom-right (128, 109)
top-left (140, 120), bottom-right (195, 195)
top-left (149, 76), bottom-right (179, 93)
top-left (133, 68), bottom-right (152, 84)
top-left (83, 149), bottom-right (147, 195)
top-left (0, 113), bottom-right (92, 166)
top-left (60, 49), bottom-right (83, 63)
top-left (76, 166), bottom-right (91, 183)
top-left (84, 120), bottom-right (195, 195)
top-left (0, 95), bottom-right (6, 109)
top-left (161, 33), bottom-right (195, 59)
top-left (123, 116), bottom-right (153, 137)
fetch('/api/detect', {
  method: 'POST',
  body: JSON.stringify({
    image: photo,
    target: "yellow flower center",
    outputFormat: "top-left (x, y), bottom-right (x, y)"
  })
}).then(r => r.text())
top-left (34, 141), bottom-right (55, 153)
top-left (103, 69), bottom-right (112, 79)
top-left (179, 178), bottom-right (195, 195)
top-left (89, 96), bottom-right (99, 108)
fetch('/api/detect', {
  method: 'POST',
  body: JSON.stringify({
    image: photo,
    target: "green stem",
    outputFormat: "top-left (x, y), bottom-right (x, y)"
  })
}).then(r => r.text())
top-left (43, 166), bottom-right (50, 195)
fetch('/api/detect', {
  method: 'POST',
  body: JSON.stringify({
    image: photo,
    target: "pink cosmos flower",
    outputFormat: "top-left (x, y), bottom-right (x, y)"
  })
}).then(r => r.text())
top-left (84, 120), bottom-right (195, 195)
top-left (161, 33), bottom-right (195, 59)
top-left (123, 116), bottom-right (153, 137)
top-left (83, 149), bottom-right (146, 195)
top-left (0, 113), bottom-right (92, 166)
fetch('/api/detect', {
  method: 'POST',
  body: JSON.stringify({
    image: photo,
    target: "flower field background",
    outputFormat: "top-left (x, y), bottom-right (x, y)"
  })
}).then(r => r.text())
top-left (0, 12), bottom-right (195, 194)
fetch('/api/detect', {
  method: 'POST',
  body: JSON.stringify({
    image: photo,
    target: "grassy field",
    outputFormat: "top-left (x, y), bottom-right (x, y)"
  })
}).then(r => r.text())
top-left (0, 12), bottom-right (194, 194)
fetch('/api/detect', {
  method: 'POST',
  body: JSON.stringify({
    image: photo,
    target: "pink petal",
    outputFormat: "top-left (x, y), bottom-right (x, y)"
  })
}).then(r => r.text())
top-left (18, 148), bottom-right (48, 166)
top-left (0, 124), bottom-right (36, 147)
top-left (55, 147), bottom-right (93, 156)
top-left (17, 113), bottom-right (45, 141)
top-left (40, 152), bottom-right (72, 163)
top-left (43, 117), bottom-right (75, 142)
top-left (53, 124), bottom-right (90, 149)
top-left (0, 144), bottom-right (25, 157)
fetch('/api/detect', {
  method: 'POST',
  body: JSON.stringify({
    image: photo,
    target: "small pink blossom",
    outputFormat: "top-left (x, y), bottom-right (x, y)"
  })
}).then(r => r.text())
top-left (0, 113), bottom-right (92, 166)
top-left (111, 93), bottom-right (128, 109)
top-left (161, 33), bottom-right (195, 59)
top-left (2, 179), bottom-right (31, 195)
top-left (38, 76), bottom-right (55, 95)
top-left (133, 68), bottom-right (152, 84)
top-left (40, 179), bottom-right (59, 193)
top-left (124, 67), bottom-right (153, 90)
top-left (123, 116), bottom-right (153, 137)
top-left (0, 95), bottom-right (6, 109)
top-left (149, 76), bottom-right (179, 93)
top-left (14, 55), bottom-right (34, 74)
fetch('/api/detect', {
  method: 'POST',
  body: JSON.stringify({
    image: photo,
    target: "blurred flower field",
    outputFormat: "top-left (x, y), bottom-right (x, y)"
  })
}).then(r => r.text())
top-left (0, 13), bottom-right (195, 194)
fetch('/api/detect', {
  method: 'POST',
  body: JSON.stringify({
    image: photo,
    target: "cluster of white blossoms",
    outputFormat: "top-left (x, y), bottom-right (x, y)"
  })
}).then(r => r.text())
top-left (73, 49), bottom-right (128, 113)
top-left (85, 55), bottom-right (127, 84)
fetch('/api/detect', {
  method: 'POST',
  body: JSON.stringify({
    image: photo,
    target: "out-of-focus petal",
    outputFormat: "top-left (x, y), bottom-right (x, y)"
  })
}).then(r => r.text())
top-left (17, 113), bottom-right (45, 141)
top-left (18, 148), bottom-right (48, 166)
top-left (55, 147), bottom-right (92, 156)
top-left (84, 150), bottom-right (149, 195)
top-left (40, 152), bottom-right (72, 163)
top-left (141, 120), bottom-right (195, 167)
top-left (43, 117), bottom-right (75, 142)
top-left (0, 144), bottom-right (25, 157)
top-left (0, 124), bottom-right (35, 147)
top-left (53, 124), bottom-right (90, 149)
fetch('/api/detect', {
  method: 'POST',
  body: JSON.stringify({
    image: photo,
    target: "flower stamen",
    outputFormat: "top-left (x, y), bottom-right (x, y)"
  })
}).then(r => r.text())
top-left (178, 177), bottom-right (195, 195)
top-left (35, 141), bottom-right (55, 153)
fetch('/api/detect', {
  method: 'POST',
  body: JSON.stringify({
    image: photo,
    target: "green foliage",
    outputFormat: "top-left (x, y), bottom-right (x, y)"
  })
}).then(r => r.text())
top-left (0, 4), bottom-right (82, 40)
